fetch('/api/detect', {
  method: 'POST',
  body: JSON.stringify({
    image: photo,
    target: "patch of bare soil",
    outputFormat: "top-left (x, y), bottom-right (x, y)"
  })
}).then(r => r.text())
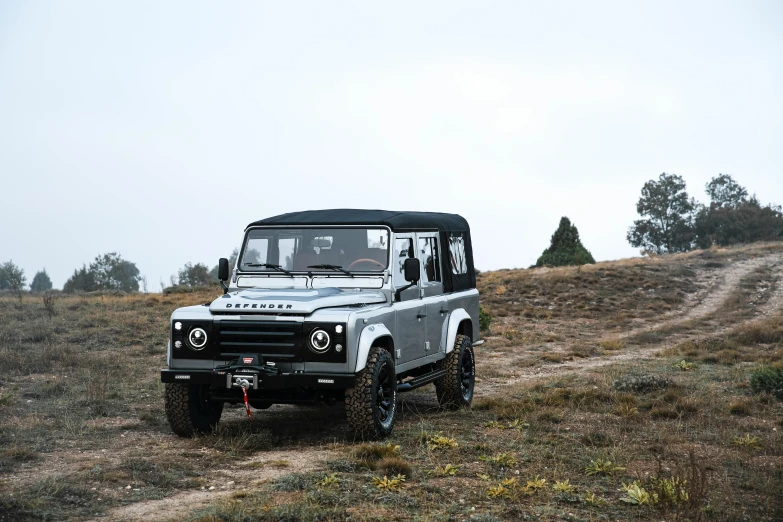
top-left (93, 449), bottom-right (331, 522)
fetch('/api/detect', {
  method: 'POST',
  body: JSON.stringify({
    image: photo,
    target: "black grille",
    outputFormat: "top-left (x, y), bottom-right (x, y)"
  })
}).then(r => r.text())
top-left (216, 320), bottom-right (303, 360)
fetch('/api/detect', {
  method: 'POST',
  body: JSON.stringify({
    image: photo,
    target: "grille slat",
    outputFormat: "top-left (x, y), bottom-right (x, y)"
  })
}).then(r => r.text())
top-left (220, 331), bottom-right (295, 337)
top-left (221, 341), bottom-right (296, 347)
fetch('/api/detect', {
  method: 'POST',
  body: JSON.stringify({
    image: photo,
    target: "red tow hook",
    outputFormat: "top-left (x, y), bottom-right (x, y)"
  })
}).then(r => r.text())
top-left (239, 379), bottom-right (252, 418)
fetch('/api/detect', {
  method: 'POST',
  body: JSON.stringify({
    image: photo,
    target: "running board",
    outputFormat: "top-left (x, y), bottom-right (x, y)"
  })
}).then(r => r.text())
top-left (397, 369), bottom-right (446, 392)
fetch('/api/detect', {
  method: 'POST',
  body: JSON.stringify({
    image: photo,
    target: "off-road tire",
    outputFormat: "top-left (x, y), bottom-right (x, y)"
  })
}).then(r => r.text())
top-left (345, 347), bottom-right (397, 439)
top-left (435, 334), bottom-right (475, 409)
top-left (164, 383), bottom-right (224, 437)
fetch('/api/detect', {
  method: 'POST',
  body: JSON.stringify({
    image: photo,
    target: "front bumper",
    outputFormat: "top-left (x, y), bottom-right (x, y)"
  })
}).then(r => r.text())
top-left (160, 369), bottom-right (356, 390)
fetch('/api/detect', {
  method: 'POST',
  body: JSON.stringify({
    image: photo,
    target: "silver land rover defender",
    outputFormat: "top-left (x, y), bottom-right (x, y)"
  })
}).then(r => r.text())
top-left (161, 209), bottom-right (480, 439)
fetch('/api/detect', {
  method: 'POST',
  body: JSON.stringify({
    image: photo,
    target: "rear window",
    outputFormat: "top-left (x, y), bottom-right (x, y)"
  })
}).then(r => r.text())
top-left (449, 234), bottom-right (467, 275)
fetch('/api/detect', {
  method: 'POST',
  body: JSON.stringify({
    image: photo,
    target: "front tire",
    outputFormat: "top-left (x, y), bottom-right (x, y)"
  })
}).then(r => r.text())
top-left (345, 347), bottom-right (397, 439)
top-left (164, 383), bottom-right (224, 437)
top-left (435, 334), bottom-right (475, 409)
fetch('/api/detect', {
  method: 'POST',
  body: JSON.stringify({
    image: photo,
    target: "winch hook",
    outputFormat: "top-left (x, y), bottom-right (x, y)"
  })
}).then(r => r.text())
top-left (238, 378), bottom-right (252, 419)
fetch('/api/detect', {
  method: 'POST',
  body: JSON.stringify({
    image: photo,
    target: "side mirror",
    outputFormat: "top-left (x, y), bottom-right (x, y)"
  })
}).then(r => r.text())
top-left (404, 258), bottom-right (420, 283)
top-left (218, 258), bottom-right (230, 281)
top-left (218, 258), bottom-right (230, 294)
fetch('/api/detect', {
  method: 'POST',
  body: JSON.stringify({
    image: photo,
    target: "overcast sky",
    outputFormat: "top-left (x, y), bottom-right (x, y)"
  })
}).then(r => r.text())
top-left (1, 1), bottom-right (781, 289)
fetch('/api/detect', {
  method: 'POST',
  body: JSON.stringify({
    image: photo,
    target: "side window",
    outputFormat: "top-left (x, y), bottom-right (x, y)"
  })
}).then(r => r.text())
top-left (449, 234), bottom-right (467, 275)
top-left (393, 237), bottom-right (413, 285)
top-left (418, 236), bottom-right (441, 283)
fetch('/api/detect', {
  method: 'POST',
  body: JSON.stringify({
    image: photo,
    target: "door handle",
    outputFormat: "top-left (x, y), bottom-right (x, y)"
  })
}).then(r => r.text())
top-left (417, 314), bottom-right (427, 319)
top-left (439, 309), bottom-right (449, 314)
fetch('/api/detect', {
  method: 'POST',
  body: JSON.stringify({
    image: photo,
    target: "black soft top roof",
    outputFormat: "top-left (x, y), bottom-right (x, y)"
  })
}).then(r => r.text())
top-left (247, 209), bottom-right (470, 232)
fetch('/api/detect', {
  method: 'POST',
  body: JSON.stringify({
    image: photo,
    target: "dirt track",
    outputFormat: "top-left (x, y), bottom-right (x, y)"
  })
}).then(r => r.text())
top-left (101, 450), bottom-right (331, 522)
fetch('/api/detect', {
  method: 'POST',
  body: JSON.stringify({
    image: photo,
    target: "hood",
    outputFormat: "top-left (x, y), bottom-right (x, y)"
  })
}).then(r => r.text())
top-left (209, 287), bottom-right (387, 314)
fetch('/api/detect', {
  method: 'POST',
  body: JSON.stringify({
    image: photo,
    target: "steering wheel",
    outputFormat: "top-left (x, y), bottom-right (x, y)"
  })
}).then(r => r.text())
top-left (347, 258), bottom-right (385, 270)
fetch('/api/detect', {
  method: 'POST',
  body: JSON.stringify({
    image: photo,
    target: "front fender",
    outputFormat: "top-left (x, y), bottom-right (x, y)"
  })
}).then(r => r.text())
top-left (355, 324), bottom-right (392, 372)
top-left (444, 309), bottom-right (471, 354)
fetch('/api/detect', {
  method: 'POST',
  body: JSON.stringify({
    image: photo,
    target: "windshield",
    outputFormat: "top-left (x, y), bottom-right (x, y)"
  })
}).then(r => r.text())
top-left (240, 227), bottom-right (390, 273)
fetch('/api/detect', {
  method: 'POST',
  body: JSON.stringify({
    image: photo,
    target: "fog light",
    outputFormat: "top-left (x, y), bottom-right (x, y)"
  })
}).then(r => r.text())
top-left (335, 344), bottom-right (343, 353)
top-left (335, 325), bottom-right (343, 334)
top-left (174, 340), bottom-right (182, 349)
top-left (174, 321), bottom-right (182, 331)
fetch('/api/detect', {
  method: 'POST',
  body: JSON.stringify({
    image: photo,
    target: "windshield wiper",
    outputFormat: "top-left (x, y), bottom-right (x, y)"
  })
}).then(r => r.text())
top-left (307, 264), bottom-right (354, 277)
top-left (243, 263), bottom-right (294, 276)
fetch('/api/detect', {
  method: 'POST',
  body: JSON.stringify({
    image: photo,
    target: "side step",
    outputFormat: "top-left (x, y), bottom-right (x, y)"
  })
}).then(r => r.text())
top-left (397, 369), bottom-right (446, 393)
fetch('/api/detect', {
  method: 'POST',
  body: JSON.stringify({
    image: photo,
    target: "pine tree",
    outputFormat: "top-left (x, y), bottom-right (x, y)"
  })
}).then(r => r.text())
top-left (536, 217), bottom-right (596, 267)
top-left (30, 269), bottom-right (53, 292)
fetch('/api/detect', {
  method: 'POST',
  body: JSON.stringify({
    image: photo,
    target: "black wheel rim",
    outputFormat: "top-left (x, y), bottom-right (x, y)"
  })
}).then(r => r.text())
top-left (376, 361), bottom-right (394, 426)
top-left (460, 346), bottom-right (475, 399)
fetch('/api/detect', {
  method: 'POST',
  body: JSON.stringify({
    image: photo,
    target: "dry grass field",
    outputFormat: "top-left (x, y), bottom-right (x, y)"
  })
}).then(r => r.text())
top-left (2, 243), bottom-right (783, 521)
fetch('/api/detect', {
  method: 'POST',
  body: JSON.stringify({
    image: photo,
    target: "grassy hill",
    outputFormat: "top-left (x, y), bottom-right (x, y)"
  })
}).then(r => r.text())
top-left (1, 243), bottom-right (782, 521)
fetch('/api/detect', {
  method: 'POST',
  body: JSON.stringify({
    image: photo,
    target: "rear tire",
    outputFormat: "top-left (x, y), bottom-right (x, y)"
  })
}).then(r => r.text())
top-left (435, 334), bottom-right (475, 409)
top-left (345, 347), bottom-right (397, 439)
top-left (164, 383), bottom-right (224, 437)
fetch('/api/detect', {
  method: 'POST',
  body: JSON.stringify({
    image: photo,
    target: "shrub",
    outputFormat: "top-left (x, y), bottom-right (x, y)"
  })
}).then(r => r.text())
top-left (352, 443), bottom-right (400, 462)
top-left (585, 458), bottom-right (625, 476)
top-left (650, 406), bottom-right (679, 419)
top-left (612, 373), bottom-right (672, 394)
top-left (429, 464), bottom-right (461, 477)
top-left (372, 474), bottom-right (406, 491)
top-left (599, 338), bottom-right (626, 351)
top-left (42, 293), bottom-right (56, 317)
top-left (177, 262), bottom-right (213, 287)
top-left (480, 453), bottom-right (518, 468)
top-left (728, 399), bottom-right (752, 415)
top-left (479, 305), bottom-right (493, 332)
top-left (695, 194), bottom-right (783, 248)
top-left (273, 473), bottom-right (318, 492)
top-left (63, 253), bottom-right (140, 293)
top-left (0, 260), bottom-right (26, 292)
top-left (749, 366), bottom-right (783, 400)
top-left (424, 433), bottom-right (458, 450)
top-left (376, 457), bottom-right (412, 477)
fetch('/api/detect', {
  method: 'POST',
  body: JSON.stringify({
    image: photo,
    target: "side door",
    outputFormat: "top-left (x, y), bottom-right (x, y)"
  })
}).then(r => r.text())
top-left (417, 233), bottom-right (449, 356)
top-left (392, 233), bottom-right (427, 365)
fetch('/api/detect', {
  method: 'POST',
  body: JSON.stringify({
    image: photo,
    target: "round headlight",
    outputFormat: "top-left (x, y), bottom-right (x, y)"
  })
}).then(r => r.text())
top-left (309, 329), bottom-right (331, 353)
top-left (188, 327), bottom-right (208, 350)
top-left (174, 322), bottom-right (182, 331)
